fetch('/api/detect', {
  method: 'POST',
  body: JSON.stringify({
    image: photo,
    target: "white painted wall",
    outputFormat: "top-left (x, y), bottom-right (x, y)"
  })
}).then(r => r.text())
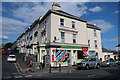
top-left (87, 28), bottom-right (102, 59)
top-left (51, 13), bottom-right (88, 45)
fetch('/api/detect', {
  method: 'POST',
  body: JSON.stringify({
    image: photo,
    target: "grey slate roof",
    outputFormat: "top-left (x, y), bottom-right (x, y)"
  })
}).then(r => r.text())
top-left (50, 9), bottom-right (88, 22)
top-left (17, 9), bottom-right (101, 40)
top-left (102, 47), bottom-right (114, 53)
top-left (116, 44), bottom-right (120, 47)
top-left (87, 24), bottom-right (101, 30)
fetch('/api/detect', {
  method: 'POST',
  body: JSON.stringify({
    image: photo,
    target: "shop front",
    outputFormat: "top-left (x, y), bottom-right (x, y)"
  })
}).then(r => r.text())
top-left (37, 44), bottom-right (88, 67)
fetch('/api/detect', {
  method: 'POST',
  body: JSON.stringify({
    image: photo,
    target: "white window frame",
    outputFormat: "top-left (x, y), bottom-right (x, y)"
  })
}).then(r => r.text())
top-left (60, 18), bottom-right (64, 26)
top-left (94, 40), bottom-right (97, 48)
top-left (61, 32), bottom-right (65, 43)
top-left (73, 34), bottom-right (76, 43)
top-left (88, 40), bottom-right (90, 48)
top-left (94, 29), bottom-right (97, 37)
top-left (72, 21), bottom-right (75, 28)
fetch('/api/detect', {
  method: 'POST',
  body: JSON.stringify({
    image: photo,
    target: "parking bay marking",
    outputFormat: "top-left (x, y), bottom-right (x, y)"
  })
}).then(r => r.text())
top-left (15, 75), bottom-right (23, 78)
top-left (25, 75), bottom-right (32, 77)
top-left (88, 74), bottom-right (95, 77)
top-left (4, 76), bottom-right (11, 79)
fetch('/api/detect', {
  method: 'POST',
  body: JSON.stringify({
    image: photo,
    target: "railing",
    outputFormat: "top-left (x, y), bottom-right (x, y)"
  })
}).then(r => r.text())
top-left (32, 62), bottom-right (42, 69)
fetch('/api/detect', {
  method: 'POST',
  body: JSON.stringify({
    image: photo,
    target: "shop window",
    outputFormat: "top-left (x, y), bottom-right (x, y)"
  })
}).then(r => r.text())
top-left (96, 52), bottom-right (98, 56)
top-left (77, 51), bottom-right (84, 59)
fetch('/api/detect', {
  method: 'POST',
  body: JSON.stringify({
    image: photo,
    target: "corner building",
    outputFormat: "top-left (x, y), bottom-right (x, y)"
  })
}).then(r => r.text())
top-left (16, 3), bottom-right (102, 66)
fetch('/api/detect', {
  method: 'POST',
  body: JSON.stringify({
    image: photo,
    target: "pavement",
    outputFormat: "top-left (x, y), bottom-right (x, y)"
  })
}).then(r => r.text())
top-left (16, 59), bottom-right (77, 77)
top-left (2, 54), bottom-right (120, 79)
top-left (0, 54), bottom-right (2, 80)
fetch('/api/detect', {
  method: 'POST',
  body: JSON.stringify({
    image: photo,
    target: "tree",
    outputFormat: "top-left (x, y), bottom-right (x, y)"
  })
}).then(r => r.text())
top-left (4, 42), bottom-right (13, 49)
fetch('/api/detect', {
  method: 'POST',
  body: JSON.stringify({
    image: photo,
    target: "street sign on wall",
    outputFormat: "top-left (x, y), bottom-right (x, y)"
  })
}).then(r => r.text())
top-left (82, 47), bottom-right (88, 51)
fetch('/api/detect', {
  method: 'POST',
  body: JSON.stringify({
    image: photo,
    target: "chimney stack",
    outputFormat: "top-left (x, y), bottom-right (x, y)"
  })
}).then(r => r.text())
top-left (52, 2), bottom-right (61, 10)
top-left (39, 16), bottom-right (43, 21)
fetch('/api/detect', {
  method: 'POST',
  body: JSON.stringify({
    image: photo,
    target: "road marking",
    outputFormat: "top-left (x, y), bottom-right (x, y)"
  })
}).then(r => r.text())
top-left (14, 63), bottom-right (20, 73)
top-left (15, 75), bottom-right (23, 78)
top-left (4, 76), bottom-right (11, 79)
top-left (88, 74), bottom-right (95, 77)
top-left (12, 73), bottom-right (17, 74)
top-left (25, 75), bottom-right (32, 77)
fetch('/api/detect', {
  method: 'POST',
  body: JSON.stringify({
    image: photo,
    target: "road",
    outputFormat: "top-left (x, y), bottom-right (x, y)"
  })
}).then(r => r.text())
top-left (1, 54), bottom-right (120, 79)
top-left (37, 66), bottom-right (120, 78)
top-left (0, 54), bottom-right (2, 80)
top-left (2, 54), bottom-right (20, 79)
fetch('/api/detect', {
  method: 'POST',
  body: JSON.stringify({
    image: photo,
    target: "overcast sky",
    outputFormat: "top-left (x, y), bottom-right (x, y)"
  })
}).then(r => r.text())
top-left (1, 1), bottom-right (119, 50)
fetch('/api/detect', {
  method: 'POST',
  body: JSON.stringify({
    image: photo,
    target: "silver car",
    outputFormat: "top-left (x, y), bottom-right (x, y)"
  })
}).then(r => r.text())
top-left (77, 58), bottom-right (100, 70)
top-left (116, 59), bottom-right (120, 66)
top-left (100, 59), bottom-right (116, 67)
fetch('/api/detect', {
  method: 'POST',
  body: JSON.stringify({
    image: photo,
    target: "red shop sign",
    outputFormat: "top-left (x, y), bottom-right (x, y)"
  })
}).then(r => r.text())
top-left (52, 55), bottom-right (54, 62)
top-left (82, 47), bottom-right (88, 51)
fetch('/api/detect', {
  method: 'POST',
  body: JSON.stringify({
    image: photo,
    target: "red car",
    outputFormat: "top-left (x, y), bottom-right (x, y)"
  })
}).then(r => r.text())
top-left (0, 48), bottom-right (7, 54)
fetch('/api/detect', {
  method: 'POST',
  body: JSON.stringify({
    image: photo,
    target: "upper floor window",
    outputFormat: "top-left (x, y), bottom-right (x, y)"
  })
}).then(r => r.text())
top-left (45, 21), bottom-right (46, 28)
top-left (73, 34), bottom-right (76, 43)
top-left (88, 40), bottom-right (90, 47)
top-left (72, 21), bottom-right (75, 28)
top-left (43, 22), bottom-right (44, 29)
top-left (94, 40), bottom-right (97, 48)
top-left (30, 36), bottom-right (32, 40)
top-left (94, 30), bottom-right (97, 37)
top-left (34, 31), bottom-right (38, 37)
top-left (61, 32), bottom-right (65, 43)
top-left (60, 18), bottom-right (64, 26)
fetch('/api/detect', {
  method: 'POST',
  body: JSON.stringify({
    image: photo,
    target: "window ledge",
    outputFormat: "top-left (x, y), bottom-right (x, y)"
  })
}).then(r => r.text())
top-left (59, 26), bottom-right (78, 34)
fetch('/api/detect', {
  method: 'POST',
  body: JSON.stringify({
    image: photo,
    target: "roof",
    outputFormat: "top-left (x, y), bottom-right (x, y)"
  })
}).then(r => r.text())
top-left (116, 44), bottom-right (120, 47)
top-left (50, 9), bottom-right (88, 22)
top-left (87, 24), bottom-right (101, 30)
top-left (17, 9), bottom-right (99, 40)
top-left (102, 47), bottom-right (115, 53)
top-left (39, 9), bottom-right (88, 24)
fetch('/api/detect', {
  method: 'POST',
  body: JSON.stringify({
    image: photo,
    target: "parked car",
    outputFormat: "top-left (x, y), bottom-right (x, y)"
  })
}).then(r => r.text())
top-left (100, 59), bottom-right (116, 67)
top-left (7, 54), bottom-right (16, 62)
top-left (115, 59), bottom-right (120, 66)
top-left (76, 58), bottom-right (100, 70)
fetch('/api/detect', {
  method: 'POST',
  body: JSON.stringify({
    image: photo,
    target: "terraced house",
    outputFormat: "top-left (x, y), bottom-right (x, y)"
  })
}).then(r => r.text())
top-left (16, 2), bottom-right (102, 66)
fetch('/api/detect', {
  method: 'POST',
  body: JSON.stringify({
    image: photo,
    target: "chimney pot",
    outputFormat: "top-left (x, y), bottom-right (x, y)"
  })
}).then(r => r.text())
top-left (52, 2), bottom-right (61, 10)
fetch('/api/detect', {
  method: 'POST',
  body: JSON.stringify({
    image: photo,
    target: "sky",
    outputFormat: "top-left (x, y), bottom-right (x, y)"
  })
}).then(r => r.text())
top-left (0, 1), bottom-right (119, 50)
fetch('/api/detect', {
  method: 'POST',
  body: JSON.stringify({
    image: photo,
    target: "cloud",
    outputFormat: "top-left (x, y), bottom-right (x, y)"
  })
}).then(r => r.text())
top-left (60, 2), bottom-right (88, 17)
top-left (12, 2), bottom-right (88, 23)
top-left (102, 37), bottom-right (118, 42)
top-left (12, 2), bottom-right (52, 23)
top-left (89, 6), bottom-right (102, 12)
top-left (2, 0), bottom-right (120, 2)
top-left (115, 10), bottom-right (119, 14)
top-left (89, 20), bottom-right (114, 33)
top-left (0, 36), bottom-right (9, 40)
top-left (2, 16), bottom-right (30, 34)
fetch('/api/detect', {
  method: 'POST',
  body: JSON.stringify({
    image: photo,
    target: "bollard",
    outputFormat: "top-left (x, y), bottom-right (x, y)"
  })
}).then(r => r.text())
top-left (49, 64), bottom-right (51, 73)
top-left (59, 64), bottom-right (61, 72)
